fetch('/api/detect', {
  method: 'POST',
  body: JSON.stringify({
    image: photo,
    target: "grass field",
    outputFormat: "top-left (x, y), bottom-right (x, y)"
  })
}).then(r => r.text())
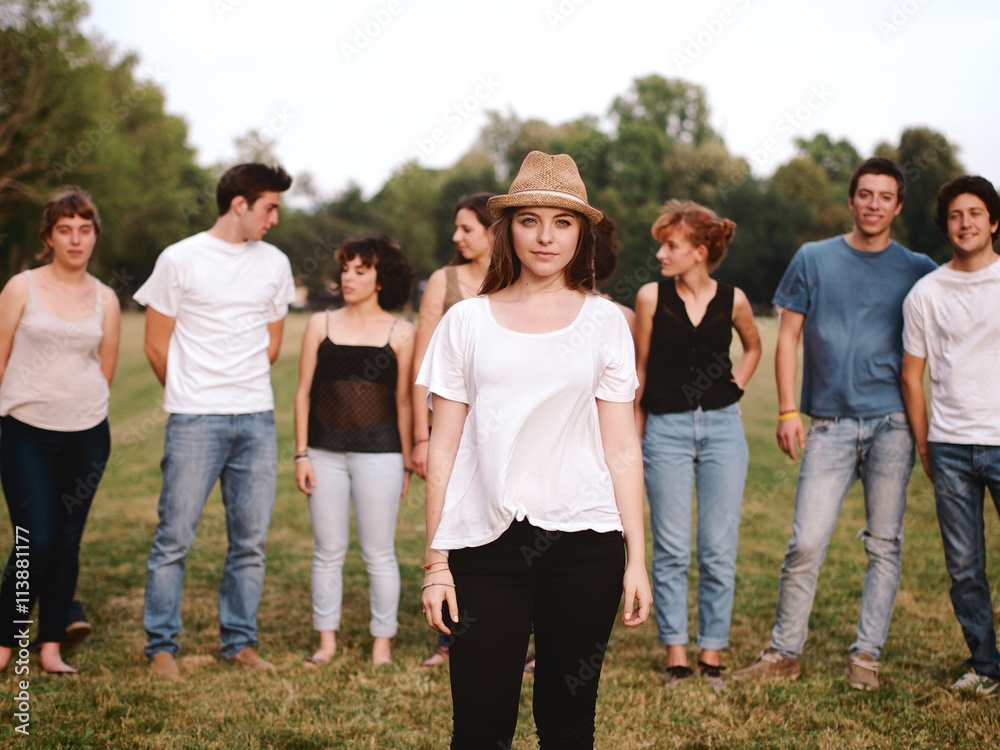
top-left (2, 312), bottom-right (999, 749)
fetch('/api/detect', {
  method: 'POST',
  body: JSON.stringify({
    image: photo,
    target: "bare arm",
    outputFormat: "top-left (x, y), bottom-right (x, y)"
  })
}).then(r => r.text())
top-left (632, 283), bottom-right (657, 441)
top-left (293, 314), bottom-right (324, 495)
top-left (392, 319), bottom-right (416, 498)
top-left (421, 395), bottom-right (468, 634)
top-left (98, 284), bottom-right (121, 387)
top-left (730, 287), bottom-right (761, 390)
top-left (0, 274), bottom-right (28, 388)
top-left (901, 352), bottom-right (931, 478)
top-left (143, 306), bottom-right (176, 387)
top-left (597, 398), bottom-right (651, 627)
top-left (775, 308), bottom-right (806, 460)
top-left (267, 318), bottom-right (285, 364)
top-left (411, 270), bottom-right (448, 477)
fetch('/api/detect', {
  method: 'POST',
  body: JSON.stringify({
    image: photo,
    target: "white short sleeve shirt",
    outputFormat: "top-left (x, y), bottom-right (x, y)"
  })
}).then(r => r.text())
top-left (134, 232), bottom-right (296, 414)
top-left (902, 261), bottom-right (1000, 445)
top-left (416, 294), bottom-right (638, 551)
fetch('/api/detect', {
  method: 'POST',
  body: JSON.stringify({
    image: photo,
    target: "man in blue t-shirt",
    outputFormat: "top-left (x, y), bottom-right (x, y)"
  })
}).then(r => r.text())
top-left (733, 158), bottom-right (936, 690)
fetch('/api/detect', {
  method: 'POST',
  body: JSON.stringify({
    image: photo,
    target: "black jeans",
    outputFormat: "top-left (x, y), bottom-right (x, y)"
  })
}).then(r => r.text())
top-left (447, 520), bottom-right (625, 750)
top-left (0, 416), bottom-right (109, 646)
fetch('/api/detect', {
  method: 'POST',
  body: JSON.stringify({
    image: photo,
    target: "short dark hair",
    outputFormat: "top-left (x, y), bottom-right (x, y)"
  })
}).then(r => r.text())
top-left (448, 192), bottom-right (495, 266)
top-left (38, 186), bottom-right (101, 262)
top-left (935, 175), bottom-right (1000, 242)
top-left (479, 208), bottom-right (596, 295)
top-left (335, 235), bottom-right (414, 310)
top-left (593, 215), bottom-right (619, 284)
top-left (848, 157), bottom-right (905, 204)
top-left (216, 163), bottom-right (292, 215)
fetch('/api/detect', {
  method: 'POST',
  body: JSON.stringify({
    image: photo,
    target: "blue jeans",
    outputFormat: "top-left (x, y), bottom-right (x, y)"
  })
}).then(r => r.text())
top-left (643, 404), bottom-right (748, 650)
top-left (143, 412), bottom-right (277, 659)
top-left (929, 442), bottom-right (1000, 680)
top-left (0, 416), bottom-right (109, 646)
top-left (770, 412), bottom-right (914, 659)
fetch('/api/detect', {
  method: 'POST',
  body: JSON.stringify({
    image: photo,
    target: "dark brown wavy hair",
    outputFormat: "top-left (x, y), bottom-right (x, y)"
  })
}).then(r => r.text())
top-left (335, 235), bottom-right (414, 310)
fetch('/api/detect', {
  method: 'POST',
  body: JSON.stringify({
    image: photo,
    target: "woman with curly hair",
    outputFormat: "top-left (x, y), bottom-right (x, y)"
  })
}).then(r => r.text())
top-left (294, 236), bottom-right (415, 667)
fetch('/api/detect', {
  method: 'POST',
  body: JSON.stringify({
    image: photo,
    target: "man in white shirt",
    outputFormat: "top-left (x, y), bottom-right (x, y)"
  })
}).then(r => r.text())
top-left (135, 163), bottom-right (296, 678)
top-left (901, 174), bottom-right (1000, 697)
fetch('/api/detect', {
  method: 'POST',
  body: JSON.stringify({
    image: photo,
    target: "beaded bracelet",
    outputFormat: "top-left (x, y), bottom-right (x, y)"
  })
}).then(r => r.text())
top-left (294, 455), bottom-right (311, 463)
top-left (421, 582), bottom-right (456, 590)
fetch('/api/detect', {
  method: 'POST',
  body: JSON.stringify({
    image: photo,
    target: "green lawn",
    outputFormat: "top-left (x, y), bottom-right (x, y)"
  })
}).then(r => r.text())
top-left (2, 312), bottom-right (998, 748)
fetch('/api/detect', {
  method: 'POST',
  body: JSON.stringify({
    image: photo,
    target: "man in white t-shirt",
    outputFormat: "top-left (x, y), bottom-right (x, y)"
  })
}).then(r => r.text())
top-left (134, 163), bottom-right (296, 679)
top-left (902, 174), bottom-right (1000, 697)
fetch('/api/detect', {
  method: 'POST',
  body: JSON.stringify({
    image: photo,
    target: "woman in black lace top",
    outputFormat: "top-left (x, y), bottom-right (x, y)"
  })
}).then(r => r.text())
top-left (293, 235), bottom-right (414, 667)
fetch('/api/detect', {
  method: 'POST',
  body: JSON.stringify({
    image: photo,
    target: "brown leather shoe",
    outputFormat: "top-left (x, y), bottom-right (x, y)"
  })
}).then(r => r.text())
top-left (149, 651), bottom-right (181, 679)
top-left (229, 647), bottom-right (275, 671)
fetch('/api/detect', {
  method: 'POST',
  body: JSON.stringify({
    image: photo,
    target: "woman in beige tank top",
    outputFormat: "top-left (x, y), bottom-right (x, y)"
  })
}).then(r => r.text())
top-left (0, 188), bottom-right (121, 675)
top-left (412, 192), bottom-right (494, 669)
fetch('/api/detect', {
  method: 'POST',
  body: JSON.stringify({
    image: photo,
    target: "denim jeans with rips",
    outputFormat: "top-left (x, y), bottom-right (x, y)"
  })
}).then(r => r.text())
top-left (769, 412), bottom-right (914, 659)
top-left (143, 412), bottom-right (277, 660)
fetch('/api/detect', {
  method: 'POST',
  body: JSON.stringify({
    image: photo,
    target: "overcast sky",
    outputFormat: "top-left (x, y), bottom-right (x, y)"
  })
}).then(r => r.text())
top-left (83, 0), bottom-right (998, 200)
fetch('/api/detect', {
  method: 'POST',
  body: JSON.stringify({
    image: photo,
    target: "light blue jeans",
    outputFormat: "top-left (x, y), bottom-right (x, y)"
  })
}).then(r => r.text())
top-left (143, 412), bottom-right (277, 660)
top-left (643, 404), bottom-right (748, 650)
top-left (307, 449), bottom-right (402, 638)
top-left (770, 412), bottom-right (914, 659)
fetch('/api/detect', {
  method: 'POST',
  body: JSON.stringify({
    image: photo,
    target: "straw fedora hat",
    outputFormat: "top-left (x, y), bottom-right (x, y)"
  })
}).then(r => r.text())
top-left (487, 151), bottom-right (603, 225)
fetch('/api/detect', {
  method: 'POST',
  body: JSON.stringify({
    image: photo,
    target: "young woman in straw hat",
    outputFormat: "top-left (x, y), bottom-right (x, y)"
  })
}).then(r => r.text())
top-left (418, 151), bottom-right (651, 748)
top-left (634, 200), bottom-right (761, 690)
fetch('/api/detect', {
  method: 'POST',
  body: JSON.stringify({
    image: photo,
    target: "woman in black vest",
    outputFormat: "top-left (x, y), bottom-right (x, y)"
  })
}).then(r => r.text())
top-left (634, 200), bottom-right (761, 690)
top-left (294, 236), bottom-right (414, 667)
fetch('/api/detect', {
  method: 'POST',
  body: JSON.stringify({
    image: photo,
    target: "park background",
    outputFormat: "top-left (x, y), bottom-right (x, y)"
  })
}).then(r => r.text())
top-left (2, 0), bottom-right (1000, 747)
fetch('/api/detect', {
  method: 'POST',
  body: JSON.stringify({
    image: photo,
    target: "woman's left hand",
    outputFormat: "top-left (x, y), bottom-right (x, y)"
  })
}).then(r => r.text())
top-left (621, 561), bottom-right (651, 627)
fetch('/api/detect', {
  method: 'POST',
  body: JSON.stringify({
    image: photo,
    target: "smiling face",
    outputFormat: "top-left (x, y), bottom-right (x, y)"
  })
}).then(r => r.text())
top-left (45, 215), bottom-right (97, 269)
top-left (510, 206), bottom-right (582, 283)
top-left (452, 207), bottom-right (490, 262)
top-left (848, 174), bottom-right (903, 240)
top-left (236, 190), bottom-right (282, 242)
top-left (946, 193), bottom-right (999, 259)
top-left (655, 224), bottom-right (705, 278)
top-left (338, 255), bottom-right (380, 306)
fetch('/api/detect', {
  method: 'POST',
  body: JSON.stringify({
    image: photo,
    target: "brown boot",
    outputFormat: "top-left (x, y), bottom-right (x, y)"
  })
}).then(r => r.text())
top-left (149, 652), bottom-right (181, 679)
top-left (229, 647), bottom-right (275, 671)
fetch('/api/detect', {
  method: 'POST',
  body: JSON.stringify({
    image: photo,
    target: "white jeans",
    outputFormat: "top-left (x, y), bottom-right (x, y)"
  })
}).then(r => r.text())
top-left (307, 449), bottom-right (402, 638)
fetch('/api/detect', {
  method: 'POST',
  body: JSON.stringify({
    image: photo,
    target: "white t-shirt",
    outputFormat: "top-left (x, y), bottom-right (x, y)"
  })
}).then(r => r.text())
top-left (416, 293), bottom-right (638, 552)
top-left (902, 260), bottom-right (1000, 445)
top-left (134, 232), bottom-right (295, 414)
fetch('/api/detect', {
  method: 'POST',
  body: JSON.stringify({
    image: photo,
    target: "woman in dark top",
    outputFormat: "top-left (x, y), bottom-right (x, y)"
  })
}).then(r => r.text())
top-left (294, 236), bottom-right (414, 667)
top-left (634, 200), bottom-right (761, 689)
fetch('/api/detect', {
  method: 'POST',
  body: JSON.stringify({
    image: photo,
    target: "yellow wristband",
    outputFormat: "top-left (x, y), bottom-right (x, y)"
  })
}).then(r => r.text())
top-left (778, 411), bottom-right (800, 422)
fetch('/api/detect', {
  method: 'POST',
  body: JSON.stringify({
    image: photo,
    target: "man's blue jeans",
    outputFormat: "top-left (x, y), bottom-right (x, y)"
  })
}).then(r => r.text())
top-left (770, 412), bottom-right (914, 659)
top-left (143, 412), bottom-right (277, 660)
top-left (929, 442), bottom-right (1000, 680)
top-left (643, 404), bottom-right (748, 650)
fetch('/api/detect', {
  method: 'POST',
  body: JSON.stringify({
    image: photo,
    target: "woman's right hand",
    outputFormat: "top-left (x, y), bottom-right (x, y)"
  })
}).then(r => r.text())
top-left (412, 440), bottom-right (429, 478)
top-left (421, 567), bottom-right (458, 635)
top-left (295, 459), bottom-right (315, 495)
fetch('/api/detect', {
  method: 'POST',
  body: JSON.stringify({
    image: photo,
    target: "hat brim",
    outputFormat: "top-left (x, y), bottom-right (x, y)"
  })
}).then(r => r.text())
top-left (487, 192), bottom-right (603, 226)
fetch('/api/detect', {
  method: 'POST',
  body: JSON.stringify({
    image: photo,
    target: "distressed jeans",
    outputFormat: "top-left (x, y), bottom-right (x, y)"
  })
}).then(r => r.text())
top-left (143, 412), bottom-right (277, 660)
top-left (929, 442), bottom-right (1000, 680)
top-left (770, 412), bottom-right (914, 659)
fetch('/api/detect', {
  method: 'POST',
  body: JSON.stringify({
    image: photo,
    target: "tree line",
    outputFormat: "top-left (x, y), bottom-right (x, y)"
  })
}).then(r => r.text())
top-left (0, 0), bottom-right (966, 310)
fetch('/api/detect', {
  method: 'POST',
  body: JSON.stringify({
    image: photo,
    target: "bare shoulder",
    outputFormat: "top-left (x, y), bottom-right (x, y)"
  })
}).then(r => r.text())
top-left (0, 272), bottom-right (29, 306)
